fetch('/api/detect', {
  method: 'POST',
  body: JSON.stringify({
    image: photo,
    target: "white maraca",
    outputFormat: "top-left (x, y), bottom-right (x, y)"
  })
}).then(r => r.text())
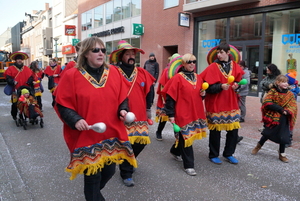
top-left (88, 122), bottom-right (106, 133)
top-left (125, 112), bottom-right (136, 123)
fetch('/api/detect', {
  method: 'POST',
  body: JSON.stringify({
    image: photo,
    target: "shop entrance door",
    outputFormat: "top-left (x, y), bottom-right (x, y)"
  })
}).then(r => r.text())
top-left (230, 40), bottom-right (263, 96)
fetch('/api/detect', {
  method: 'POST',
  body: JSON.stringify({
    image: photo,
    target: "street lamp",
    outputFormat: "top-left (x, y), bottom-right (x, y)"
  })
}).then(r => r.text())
top-left (53, 37), bottom-right (59, 59)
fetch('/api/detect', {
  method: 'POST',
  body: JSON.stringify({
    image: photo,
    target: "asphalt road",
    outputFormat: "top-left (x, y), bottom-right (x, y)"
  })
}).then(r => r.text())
top-left (0, 80), bottom-right (300, 201)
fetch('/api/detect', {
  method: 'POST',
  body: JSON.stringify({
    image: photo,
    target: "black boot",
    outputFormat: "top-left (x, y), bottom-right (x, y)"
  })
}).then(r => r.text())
top-left (156, 121), bottom-right (166, 141)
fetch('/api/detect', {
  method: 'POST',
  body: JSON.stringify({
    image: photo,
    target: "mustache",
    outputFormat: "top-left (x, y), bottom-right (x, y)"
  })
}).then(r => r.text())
top-left (128, 58), bottom-right (135, 63)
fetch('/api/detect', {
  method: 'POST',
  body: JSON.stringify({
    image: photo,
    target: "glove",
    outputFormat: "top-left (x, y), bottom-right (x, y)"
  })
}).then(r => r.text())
top-left (146, 109), bottom-right (152, 119)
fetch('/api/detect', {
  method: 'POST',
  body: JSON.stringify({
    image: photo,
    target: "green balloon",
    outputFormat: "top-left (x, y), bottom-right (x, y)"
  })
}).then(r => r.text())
top-left (173, 123), bottom-right (181, 132)
top-left (238, 78), bottom-right (247, 85)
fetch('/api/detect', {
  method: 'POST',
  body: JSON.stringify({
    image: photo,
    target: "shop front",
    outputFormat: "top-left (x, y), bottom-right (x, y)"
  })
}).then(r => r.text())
top-left (195, 4), bottom-right (300, 96)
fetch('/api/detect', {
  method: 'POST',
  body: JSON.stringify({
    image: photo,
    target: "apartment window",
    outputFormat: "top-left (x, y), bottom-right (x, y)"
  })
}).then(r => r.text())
top-left (164, 0), bottom-right (179, 9)
top-left (106, 1), bottom-right (113, 24)
top-left (132, 0), bottom-right (141, 17)
top-left (81, 11), bottom-right (92, 31)
top-left (254, 21), bottom-right (262, 37)
top-left (94, 5), bottom-right (103, 28)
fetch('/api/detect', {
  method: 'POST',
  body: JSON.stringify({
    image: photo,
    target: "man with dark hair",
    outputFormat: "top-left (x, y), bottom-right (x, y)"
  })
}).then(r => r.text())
top-left (144, 53), bottom-right (159, 107)
top-left (200, 43), bottom-right (244, 165)
top-left (4, 52), bottom-right (32, 121)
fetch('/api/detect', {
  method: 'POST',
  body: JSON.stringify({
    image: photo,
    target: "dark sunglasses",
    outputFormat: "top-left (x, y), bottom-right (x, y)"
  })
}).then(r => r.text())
top-left (91, 48), bottom-right (106, 54)
top-left (186, 60), bottom-right (197, 64)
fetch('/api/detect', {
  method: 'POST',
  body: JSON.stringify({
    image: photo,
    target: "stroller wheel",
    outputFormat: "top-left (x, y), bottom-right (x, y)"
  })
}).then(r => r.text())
top-left (40, 119), bottom-right (44, 128)
top-left (23, 123), bottom-right (27, 130)
top-left (18, 119), bottom-right (23, 126)
top-left (35, 119), bottom-right (38, 124)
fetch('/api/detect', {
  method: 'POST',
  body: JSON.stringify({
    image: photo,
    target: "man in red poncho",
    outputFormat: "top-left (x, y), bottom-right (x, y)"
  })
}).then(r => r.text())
top-left (4, 51), bottom-right (32, 120)
top-left (200, 43), bottom-right (244, 165)
top-left (109, 40), bottom-right (155, 187)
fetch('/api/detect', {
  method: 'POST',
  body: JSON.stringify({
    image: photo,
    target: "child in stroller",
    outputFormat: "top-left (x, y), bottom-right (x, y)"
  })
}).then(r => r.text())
top-left (16, 86), bottom-right (44, 129)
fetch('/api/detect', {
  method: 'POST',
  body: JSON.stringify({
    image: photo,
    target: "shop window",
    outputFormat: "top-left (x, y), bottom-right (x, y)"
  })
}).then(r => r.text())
top-left (94, 5), bottom-right (103, 28)
top-left (164, 0), bottom-right (179, 9)
top-left (114, 0), bottom-right (122, 22)
top-left (106, 1), bottom-right (113, 24)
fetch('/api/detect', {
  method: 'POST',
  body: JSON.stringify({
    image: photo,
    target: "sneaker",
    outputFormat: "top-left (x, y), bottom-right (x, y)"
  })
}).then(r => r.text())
top-left (225, 156), bottom-right (239, 164)
top-left (171, 153), bottom-right (183, 162)
top-left (156, 132), bottom-right (162, 141)
top-left (237, 136), bottom-right (243, 143)
top-left (123, 178), bottom-right (134, 187)
top-left (185, 168), bottom-right (197, 176)
top-left (210, 157), bottom-right (222, 164)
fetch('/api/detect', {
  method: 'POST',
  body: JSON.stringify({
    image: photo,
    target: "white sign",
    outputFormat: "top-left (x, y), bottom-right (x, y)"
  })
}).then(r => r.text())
top-left (178, 13), bottom-right (190, 27)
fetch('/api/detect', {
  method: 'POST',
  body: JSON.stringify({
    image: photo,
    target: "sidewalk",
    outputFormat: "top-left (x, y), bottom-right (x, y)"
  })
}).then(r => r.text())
top-left (237, 96), bottom-right (300, 150)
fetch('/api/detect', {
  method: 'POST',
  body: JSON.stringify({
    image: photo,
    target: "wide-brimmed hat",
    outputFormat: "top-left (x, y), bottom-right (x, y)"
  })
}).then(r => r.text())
top-left (9, 51), bottom-right (29, 60)
top-left (167, 55), bottom-right (183, 80)
top-left (109, 40), bottom-right (145, 63)
top-left (206, 45), bottom-right (241, 65)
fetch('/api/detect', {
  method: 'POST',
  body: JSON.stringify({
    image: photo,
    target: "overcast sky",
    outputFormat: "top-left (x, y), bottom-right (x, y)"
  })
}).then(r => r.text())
top-left (0, 0), bottom-right (51, 34)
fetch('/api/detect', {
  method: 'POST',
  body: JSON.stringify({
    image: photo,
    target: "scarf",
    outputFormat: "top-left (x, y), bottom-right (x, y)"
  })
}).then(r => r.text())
top-left (262, 86), bottom-right (297, 130)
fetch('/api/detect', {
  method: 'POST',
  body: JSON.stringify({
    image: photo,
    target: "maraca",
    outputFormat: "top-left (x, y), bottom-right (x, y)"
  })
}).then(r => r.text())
top-left (19, 95), bottom-right (25, 102)
top-left (227, 75), bottom-right (235, 84)
top-left (201, 82), bottom-right (209, 92)
top-left (125, 112), bottom-right (136, 123)
top-left (36, 80), bottom-right (40, 83)
top-left (88, 122), bottom-right (106, 133)
top-left (173, 123), bottom-right (181, 133)
top-left (147, 119), bottom-right (153, 125)
top-left (238, 78), bottom-right (248, 85)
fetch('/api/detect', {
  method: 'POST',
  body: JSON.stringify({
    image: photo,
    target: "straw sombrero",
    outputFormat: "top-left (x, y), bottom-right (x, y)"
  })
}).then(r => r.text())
top-left (206, 45), bottom-right (241, 65)
top-left (109, 40), bottom-right (145, 63)
top-left (167, 55), bottom-right (183, 79)
top-left (9, 51), bottom-right (29, 60)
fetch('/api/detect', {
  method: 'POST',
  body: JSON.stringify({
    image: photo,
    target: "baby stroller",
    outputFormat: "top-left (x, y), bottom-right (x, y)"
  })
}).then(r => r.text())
top-left (15, 85), bottom-right (44, 130)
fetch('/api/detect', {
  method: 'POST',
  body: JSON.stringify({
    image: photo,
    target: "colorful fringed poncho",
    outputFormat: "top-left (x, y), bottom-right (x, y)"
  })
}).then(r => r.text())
top-left (200, 61), bottom-right (244, 131)
top-left (262, 87), bottom-right (297, 131)
top-left (44, 65), bottom-right (61, 92)
top-left (162, 72), bottom-right (207, 148)
top-left (115, 66), bottom-right (155, 145)
top-left (55, 66), bottom-right (137, 180)
top-left (155, 68), bottom-right (169, 123)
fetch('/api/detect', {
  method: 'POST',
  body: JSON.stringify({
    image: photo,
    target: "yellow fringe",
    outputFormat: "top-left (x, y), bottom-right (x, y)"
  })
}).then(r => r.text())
top-left (129, 136), bottom-right (151, 145)
top-left (35, 92), bottom-right (42, 96)
top-left (175, 131), bottom-right (207, 148)
top-left (155, 116), bottom-right (169, 123)
top-left (208, 122), bottom-right (240, 131)
top-left (66, 154), bottom-right (137, 180)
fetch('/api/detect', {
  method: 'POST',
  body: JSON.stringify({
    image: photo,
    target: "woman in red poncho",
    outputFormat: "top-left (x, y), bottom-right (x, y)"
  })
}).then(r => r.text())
top-left (54, 37), bottom-right (136, 201)
top-left (163, 53), bottom-right (207, 176)
top-left (28, 61), bottom-right (44, 111)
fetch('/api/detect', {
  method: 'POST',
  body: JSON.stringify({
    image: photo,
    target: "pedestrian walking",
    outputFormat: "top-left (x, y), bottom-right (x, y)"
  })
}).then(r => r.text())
top-left (109, 40), bottom-right (155, 187)
top-left (54, 37), bottom-right (137, 201)
top-left (144, 52), bottom-right (159, 107)
top-left (163, 53), bottom-right (207, 176)
top-left (28, 61), bottom-right (44, 111)
top-left (251, 75), bottom-right (297, 163)
top-left (200, 43), bottom-right (244, 165)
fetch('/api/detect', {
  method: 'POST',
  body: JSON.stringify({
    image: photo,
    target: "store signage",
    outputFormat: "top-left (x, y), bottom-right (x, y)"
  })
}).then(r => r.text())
top-left (282, 33), bottom-right (300, 45)
top-left (202, 39), bottom-right (221, 48)
top-left (178, 12), bottom-right (190, 27)
top-left (72, 39), bottom-right (80, 46)
top-left (65, 25), bottom-right (76, 36)
top-left (92, 26), bottom-right (124, 37)
top-left (132, 24), bottom-right (144, 35)
top-left (62, 45), bottom-right (76, 55)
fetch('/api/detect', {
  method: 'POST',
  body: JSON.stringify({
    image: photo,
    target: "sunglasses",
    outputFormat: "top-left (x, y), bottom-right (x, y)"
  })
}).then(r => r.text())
top-left (91, 48), bottom-right (106, 54)
top-left (186, 60), bottom-right (197, 64)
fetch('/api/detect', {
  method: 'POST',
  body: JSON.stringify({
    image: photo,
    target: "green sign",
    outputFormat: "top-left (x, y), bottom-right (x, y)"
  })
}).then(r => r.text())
top-left (132, 23), bottom-right (144, 35)
top-left (72, 38), bottom-right (80, 46)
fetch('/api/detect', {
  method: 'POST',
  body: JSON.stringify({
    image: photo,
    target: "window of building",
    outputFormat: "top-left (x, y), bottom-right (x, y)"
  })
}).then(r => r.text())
top-left (114, 0), bottom-right (122, 21)
top-left (122, 0), bottom-right (131, 19)
top-left (164, 0), bottom-right (179, 9)
top-left (106, 1), bottom-right (113, 24)
top-left (132, 0), bottom-right (141, 17)
top-left (81, 10), bottom-right (92, 31)
top-left (94, 5), bottom-right (103, 28)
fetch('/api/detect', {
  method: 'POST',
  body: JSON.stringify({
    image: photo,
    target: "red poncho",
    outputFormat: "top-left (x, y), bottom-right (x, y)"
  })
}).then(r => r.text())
top-left (4, 65), bottom-right (32, 90)
top-left (55, 66), bottom-right (136, 180)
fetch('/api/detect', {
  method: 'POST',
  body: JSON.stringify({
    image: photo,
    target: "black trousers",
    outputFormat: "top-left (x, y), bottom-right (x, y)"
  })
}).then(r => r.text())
top-left (119, 142), bottom-right (146, 179)
top-left (209, 129), bottom-right (238, 158)
top-left (258, 135), bottom-right (286, 153)
top-left (36, 96), bottom-right (42, 110)
top-left (170, 132), bottom-right (194, 169)
top-left (84, 163), bottom-right (116, 201)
